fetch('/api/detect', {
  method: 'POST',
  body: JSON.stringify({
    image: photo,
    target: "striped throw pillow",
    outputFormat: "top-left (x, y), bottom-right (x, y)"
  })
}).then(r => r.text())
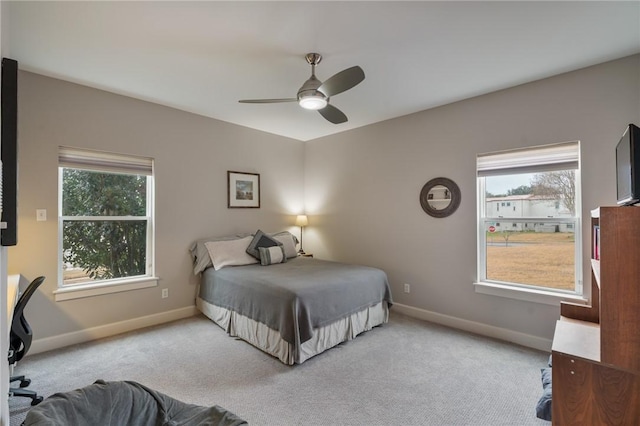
top-left (258, 246), bottom-right (287, 265)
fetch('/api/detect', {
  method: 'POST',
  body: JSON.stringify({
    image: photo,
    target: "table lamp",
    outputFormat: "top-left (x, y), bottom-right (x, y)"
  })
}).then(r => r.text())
top-left (295, 215), bottom-right (308, 254)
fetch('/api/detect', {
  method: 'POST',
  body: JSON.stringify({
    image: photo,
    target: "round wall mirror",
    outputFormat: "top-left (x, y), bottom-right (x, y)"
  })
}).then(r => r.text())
top-left (419, 177), bottom-right (461, 218)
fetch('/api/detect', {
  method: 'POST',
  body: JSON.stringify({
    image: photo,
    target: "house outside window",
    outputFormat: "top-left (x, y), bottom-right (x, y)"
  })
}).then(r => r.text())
top-left (476, 141), bottom-right (582, 298)
top-left (57, 147), bottom-right (155, 298)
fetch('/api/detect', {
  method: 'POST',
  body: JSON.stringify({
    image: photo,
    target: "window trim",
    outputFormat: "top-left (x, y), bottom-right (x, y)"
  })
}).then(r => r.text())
top-left (473, 280), bottom-right (588, 306)
top-left (476, 142), bottom-right (583, 301)
top-left (53, 276), bottom-right (158, 302)
top-left (57, 147), bottom-right (155, 295)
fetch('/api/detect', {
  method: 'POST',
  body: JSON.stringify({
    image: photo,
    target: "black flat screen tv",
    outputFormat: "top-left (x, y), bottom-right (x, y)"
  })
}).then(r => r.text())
top-left (1, 57), bottom-right (18, 246)
top-left (616, 123), bottom-right (640, 206)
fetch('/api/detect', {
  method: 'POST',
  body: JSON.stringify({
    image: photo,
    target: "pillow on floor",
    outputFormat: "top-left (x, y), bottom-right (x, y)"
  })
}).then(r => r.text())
top-left (535, 367), bottom-right (552, 421)
top-left (23, 379), bottom-right (248, 426)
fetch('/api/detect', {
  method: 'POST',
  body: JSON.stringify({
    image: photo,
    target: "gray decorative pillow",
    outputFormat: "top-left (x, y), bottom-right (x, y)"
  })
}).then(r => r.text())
top-left (258, 246), bottom-right (287, 265)
top-left (246, 229), bottom-right (282, 260)
top-left (270, 232), bottom-right (298, 259)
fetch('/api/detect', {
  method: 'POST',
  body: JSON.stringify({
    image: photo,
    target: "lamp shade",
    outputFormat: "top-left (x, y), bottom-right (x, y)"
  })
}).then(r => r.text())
top-left (295, 215), bottom-right (309, 227)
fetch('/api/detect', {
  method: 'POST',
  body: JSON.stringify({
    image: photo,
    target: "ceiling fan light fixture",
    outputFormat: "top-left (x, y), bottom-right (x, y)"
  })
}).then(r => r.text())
top-left (239, 53), bottom-right (364, 123)
top-left (298, 94), bottom-right (327, 110)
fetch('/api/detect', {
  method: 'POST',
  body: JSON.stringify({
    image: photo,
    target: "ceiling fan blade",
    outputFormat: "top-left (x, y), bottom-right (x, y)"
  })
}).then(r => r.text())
top-left (318, 66), bottom-right (365, 97)
top-left (318, 104), bottom-right (348, 124)
top-left (238, 98), bottom-right (297, 104)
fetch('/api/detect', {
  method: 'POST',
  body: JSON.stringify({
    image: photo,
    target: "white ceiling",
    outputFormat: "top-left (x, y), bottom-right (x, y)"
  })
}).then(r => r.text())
top-left (6, 1), bottom-right (640, 141)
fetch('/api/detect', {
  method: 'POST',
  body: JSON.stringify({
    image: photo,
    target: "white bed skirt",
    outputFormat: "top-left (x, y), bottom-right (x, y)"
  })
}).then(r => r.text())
top-left (196, 297), bottom-right (389, 365)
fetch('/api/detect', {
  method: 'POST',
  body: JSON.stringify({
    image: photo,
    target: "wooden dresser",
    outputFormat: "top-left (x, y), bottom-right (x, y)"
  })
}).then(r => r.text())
top-left (551, 207), bottom-right (640, 425)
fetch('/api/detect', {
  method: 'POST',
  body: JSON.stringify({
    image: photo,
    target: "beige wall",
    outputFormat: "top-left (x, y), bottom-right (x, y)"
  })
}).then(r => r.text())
top-left (9, 54), bottom-right (640, 351)
top-left (304, 54), bottom-right (640, 343)
top-left (10, 72), bottom-right (304, 340)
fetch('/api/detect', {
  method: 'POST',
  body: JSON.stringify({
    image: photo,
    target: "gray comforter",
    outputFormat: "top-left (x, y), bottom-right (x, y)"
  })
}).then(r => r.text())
top-left (199, 257), bottom-right (392, 346)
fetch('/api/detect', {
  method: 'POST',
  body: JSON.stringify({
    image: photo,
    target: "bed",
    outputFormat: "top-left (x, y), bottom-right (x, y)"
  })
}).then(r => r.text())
top-left (191, 231), bottom-right (392, 365)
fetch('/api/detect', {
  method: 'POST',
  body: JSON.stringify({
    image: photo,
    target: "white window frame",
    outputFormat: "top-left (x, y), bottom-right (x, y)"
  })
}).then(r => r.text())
top-left (475, 141), bottom-right (585, 306)
top-left (55, 147), bottom-right (157, 301)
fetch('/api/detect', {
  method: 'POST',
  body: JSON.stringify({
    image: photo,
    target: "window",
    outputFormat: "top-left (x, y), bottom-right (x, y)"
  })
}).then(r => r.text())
top-left (477, 141), bottom-right (582, 297)
top-left (58, 147), bottom-right (155, 292)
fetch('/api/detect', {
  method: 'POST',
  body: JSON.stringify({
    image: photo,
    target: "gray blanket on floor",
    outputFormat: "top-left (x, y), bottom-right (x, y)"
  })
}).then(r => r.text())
top-left (199, 257), bottom-right (393, 346)
top-left (22, 380), bottom-right (248, 426)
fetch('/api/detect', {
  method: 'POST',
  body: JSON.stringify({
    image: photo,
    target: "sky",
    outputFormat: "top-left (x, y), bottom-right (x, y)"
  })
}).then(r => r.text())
top-left (486, 174), bottom-right (534, 195)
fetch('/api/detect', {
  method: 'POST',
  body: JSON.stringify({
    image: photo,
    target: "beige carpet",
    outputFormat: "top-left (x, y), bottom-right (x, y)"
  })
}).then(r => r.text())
top-left (10, 311), bottom-right (550, 425)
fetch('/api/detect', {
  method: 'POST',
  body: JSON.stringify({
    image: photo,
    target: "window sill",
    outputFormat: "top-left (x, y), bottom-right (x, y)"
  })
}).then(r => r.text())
top-left (54, 276), bottom-right (159, 301)
top-left (473, 281), bottom-right (588, 306)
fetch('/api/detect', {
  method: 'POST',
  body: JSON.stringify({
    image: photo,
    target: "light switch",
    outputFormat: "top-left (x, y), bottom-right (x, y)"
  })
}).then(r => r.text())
top-left (36, 209), bottom-right (47, 221)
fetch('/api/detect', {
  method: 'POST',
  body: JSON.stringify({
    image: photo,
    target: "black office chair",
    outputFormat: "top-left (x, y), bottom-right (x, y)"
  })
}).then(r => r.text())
top-left (8, 276), bottom-right (45, 406)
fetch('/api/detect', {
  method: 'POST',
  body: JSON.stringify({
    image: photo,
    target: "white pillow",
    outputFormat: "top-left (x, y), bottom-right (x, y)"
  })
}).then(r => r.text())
top-left (272, 233), bottom-right (298, 259)
top-left (205, 236), bottom-right (259, 271)
top-left (190, 233), bottom-right (252, 275)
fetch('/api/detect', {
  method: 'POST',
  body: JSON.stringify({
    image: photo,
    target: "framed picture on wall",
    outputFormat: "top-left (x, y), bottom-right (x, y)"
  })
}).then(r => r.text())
top-left (228, 171), bottom-right (260, 208)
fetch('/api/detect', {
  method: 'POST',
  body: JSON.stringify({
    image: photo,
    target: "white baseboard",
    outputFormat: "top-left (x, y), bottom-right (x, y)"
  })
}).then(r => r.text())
top-left (27, 303), bottom-right (552, 356)
top-left (29, 306), bottom-right (198, 356)
top-left (392, 303), bottom-right (552, 352)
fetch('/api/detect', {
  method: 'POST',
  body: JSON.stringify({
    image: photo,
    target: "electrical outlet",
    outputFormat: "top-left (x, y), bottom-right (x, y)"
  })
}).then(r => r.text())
top-left (161, 288), bottom-right (169, 299)
top-left (404, 283), bottom-right (410, 293)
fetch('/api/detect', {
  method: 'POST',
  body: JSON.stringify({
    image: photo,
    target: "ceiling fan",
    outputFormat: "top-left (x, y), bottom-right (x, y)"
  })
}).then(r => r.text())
top-left (239, 53), bottom-right (365, 124)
